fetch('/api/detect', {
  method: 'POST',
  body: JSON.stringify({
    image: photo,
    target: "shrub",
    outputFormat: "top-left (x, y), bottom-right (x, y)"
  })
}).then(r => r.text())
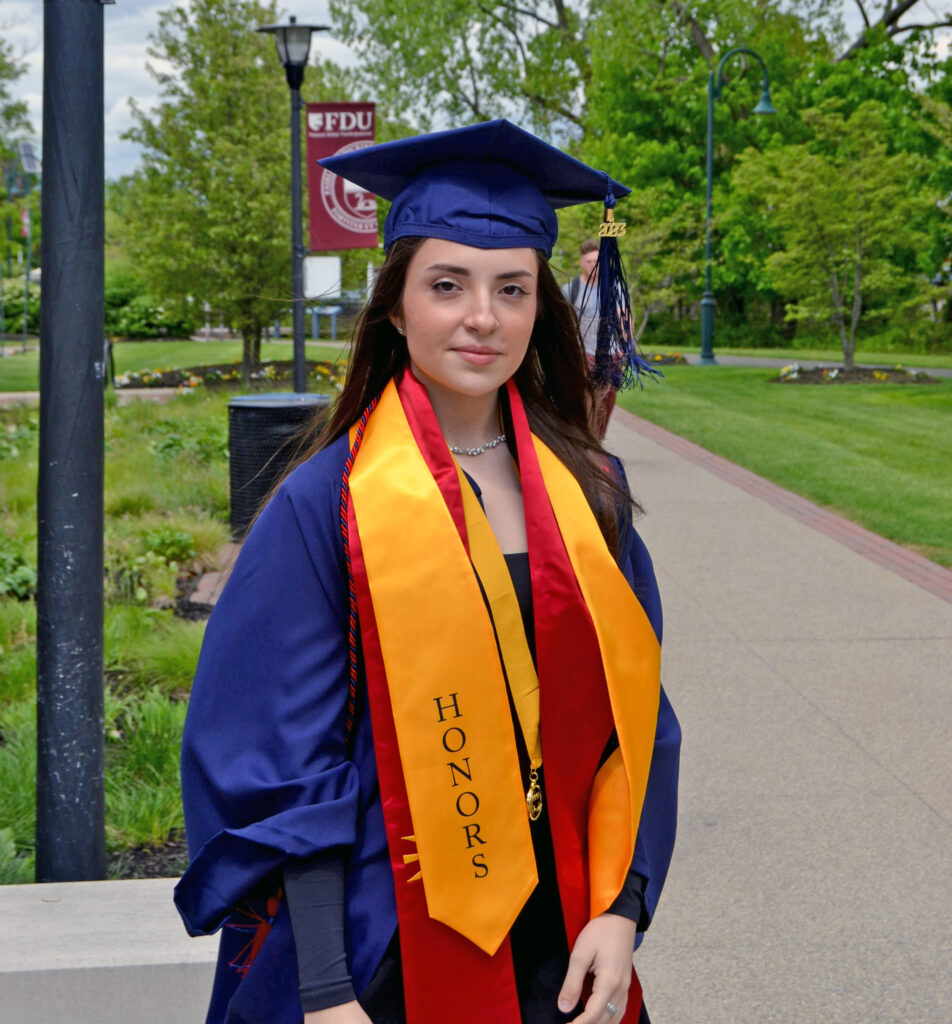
top-left (0, 279), bottom-right (40, 335)
top-left (0, 417), bottom-right (38, 461)
top-left (140, 526), bottom-right (196, 565)
top-left (104, 264), bottom-right (198, 340)
top-left (0, 537), bottom-right (36, 600)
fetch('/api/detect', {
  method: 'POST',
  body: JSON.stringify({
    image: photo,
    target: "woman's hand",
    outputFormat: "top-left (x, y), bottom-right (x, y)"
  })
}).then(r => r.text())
top-left (557, 912), bottom-right (638, 1023)
top-left (304, 1001), bottom-right (373, 1024)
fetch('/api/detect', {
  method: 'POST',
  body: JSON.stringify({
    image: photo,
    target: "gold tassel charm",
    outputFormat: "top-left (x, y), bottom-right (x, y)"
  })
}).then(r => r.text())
top-left (597, 206), bottom-right (626, 238)
top-left (526, 768), bottom-right (543, 821)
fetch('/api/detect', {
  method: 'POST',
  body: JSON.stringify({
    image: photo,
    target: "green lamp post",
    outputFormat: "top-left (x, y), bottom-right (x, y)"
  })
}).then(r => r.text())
top-left (700, 47), bottom-right (776, 364)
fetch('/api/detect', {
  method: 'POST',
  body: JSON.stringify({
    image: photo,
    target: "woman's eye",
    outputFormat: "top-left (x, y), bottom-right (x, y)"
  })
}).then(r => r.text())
top-left (431, 279), bottom-right (459, 293)
top-left (501, 284), bottom-right (528, 297)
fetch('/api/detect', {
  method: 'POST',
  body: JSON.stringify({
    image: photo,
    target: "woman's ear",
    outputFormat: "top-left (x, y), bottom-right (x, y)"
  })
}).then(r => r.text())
top-left (388, 311), bottom-right (405, 335)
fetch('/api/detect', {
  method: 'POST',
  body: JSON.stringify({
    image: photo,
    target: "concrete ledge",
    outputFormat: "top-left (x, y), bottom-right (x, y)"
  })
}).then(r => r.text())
top-left (0, 878), bottom-right (218, 1023)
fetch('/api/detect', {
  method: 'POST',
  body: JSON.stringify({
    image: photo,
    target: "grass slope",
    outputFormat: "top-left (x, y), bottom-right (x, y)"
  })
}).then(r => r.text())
top-left (619, 366), bottom-right (952, 566)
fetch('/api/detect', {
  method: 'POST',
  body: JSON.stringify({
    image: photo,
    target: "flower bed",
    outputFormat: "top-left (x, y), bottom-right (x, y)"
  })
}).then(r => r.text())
top-left (775, 364), bottom-right (938, 384)
top-left (645, 351), bottom-right (688, 365)
top-left (115, 359), bottom-right (343, 391)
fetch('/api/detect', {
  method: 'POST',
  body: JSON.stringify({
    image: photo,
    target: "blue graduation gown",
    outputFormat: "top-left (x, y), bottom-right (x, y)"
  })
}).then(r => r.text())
top-left (175, 434), bottom-right (680, 1023)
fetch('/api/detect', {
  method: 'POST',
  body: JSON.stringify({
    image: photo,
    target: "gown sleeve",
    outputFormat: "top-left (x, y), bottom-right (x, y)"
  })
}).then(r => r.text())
top-left (174, 448), bottom-right (360, 938)
top-left (613, 458), bottom-right (681, 948)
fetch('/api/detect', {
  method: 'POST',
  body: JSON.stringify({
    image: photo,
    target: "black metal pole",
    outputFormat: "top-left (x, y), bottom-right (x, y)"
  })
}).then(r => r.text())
top-left (290, 85), bottom-right (307, 393)
top-left (35, 0), bottom-right (107, 882)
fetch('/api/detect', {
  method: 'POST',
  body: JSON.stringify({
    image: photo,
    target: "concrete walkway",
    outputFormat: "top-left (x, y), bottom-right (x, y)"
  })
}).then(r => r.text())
top-left (604, 410), bottom-right (951, 1024)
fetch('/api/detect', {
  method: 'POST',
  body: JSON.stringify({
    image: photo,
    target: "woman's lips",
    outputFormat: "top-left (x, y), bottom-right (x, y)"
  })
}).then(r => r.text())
top-left (454, 346), bottom-right (500, 366)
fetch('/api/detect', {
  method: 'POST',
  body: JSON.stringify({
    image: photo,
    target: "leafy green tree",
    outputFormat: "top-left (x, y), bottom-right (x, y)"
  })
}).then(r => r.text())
top-left (581, 0), bottom-right (832, 338)
top-left (0, 33), bottom-right (29, 163)
top-left (0, 32), bottom-right (33, 288)
top-left (837, 0), bottom-right (952, 61)
top-left (329, 0), bottom-right (589, 134)
top-left (122, 0), bottom-right (298, 379)
top-left (581, 2), bottom-right (952, 346)
top-left (730, 101), bottom-right (933, 367)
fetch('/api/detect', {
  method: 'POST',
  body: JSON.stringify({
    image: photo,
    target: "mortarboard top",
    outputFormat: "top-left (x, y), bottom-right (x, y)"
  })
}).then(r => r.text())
top-left (318, 119), bottom-right (630, 257)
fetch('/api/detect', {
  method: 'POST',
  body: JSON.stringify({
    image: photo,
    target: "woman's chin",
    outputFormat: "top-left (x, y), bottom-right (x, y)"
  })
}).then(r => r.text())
top-left (412, 362), bottom-right (513, 402)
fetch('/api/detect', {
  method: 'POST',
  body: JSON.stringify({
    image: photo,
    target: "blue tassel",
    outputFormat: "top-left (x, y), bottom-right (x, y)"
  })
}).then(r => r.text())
top-left (584, 183), bottom-right (663, 391)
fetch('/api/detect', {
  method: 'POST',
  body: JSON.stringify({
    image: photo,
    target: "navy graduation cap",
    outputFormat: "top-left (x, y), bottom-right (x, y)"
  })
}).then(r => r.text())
top-left (318, 119), bottom-right (629, 258)
top-left (319, 119), bottom-right (659, 390)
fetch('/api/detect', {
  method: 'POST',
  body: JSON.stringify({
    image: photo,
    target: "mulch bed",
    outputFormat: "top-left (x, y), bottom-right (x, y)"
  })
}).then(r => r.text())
top-left (110, 829), bottom-right (190, 880)
top-left (775, 365), bottom-right (939, 384)
top-left (175, 571), bottom-right (213, 621)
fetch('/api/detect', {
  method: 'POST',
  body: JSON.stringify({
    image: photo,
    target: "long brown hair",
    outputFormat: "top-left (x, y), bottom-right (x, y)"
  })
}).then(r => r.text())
top-left (291, 237), bottom-right (636, 552)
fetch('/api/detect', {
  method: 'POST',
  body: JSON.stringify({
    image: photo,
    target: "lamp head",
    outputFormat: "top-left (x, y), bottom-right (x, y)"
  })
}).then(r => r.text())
top-left (753, 89), bottom-right (777, 115)
top-left (255, 16), bottom-right (329, 89)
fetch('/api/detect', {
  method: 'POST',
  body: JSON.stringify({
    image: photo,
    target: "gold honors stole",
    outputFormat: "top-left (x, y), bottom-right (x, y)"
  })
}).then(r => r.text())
top-left (345, 370), bottom-right (660, 1022)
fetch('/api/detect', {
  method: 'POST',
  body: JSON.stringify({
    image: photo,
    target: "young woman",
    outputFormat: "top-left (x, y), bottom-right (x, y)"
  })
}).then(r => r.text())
top-left (175, 121), bottom-right (680, 1024)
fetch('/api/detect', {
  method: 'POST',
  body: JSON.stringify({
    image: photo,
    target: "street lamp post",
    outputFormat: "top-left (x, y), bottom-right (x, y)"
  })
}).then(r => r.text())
top-left (255, 15), bottom-right (329, 394)
top-left (701, 47), bottom-right (776, 365)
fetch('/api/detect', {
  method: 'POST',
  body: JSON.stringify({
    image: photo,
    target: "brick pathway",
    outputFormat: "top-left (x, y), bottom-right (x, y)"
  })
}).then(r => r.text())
top-left (614, 406), bottom-right (952, 604)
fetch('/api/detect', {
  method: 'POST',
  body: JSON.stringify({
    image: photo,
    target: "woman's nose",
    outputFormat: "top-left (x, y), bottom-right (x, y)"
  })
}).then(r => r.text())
top-left (463, 292), bottom-right (499, 333)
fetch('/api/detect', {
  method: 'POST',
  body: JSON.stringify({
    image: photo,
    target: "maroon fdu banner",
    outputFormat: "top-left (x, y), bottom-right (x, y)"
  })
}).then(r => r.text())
top-left (306, 102), bottom-right (378, 251)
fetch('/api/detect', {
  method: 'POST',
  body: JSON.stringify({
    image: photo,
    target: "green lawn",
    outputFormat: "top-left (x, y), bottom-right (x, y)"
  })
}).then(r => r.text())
top-left (0, 339), bottom-right (350, 392)
top-left (618, 366), bottom-right (952, 566)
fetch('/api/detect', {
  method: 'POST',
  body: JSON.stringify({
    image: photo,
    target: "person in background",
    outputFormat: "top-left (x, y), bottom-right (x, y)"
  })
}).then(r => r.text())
top-left (562, 239), bottom-right (618, 441)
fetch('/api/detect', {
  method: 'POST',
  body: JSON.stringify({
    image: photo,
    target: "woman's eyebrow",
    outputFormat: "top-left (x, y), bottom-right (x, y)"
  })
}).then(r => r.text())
top-left (424, 263), bottom-right (534, 280)
top-left (425, 263), bottom-right (471, 275)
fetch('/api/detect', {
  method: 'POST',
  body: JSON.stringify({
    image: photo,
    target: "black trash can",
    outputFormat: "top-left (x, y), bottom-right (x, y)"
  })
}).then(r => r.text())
top-left (228, 393), bottom-right (331, 539)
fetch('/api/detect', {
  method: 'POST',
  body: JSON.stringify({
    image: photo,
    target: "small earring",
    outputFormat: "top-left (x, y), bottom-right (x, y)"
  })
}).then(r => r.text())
top-left (396, 326), bottom-right (405, 335)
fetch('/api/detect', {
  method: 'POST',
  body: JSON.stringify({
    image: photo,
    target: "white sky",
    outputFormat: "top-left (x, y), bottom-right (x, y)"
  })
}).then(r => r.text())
top-left (2, 0), bottom-right (354, 179)
top-left (1, 1), bottom-right (945, 181)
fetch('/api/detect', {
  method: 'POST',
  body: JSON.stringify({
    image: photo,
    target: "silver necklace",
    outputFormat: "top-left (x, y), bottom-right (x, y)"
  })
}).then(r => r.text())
top-left (448, 433), bottom-right (507, 457)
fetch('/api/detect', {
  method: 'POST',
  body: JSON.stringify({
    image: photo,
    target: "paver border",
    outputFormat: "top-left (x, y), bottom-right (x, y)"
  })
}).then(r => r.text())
top-left (614, 407), bottom-right (952, 605)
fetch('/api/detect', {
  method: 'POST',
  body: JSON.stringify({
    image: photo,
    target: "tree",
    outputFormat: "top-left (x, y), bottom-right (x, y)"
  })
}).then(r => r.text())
top-left (329, 0), bottom-right (589, 135)
top-left (580, 0), bottom-right (833, 337)
top-left (838, 0), bottom-right (952, 61)
top-left (578, 1), bottom-right (952, 346)
top-left (0, 31), bottom-right (32, 283)
top-left (730, 101), bottom-right (933, 367)
top-left (0, 33), bottom-right (29, 163)
top-left (122, 0), bottom-right (296, 379)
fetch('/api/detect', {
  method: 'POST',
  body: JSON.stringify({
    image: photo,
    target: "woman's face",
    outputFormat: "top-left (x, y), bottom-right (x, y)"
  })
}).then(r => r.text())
top-left (392, 238), bottom-right (538, 402)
